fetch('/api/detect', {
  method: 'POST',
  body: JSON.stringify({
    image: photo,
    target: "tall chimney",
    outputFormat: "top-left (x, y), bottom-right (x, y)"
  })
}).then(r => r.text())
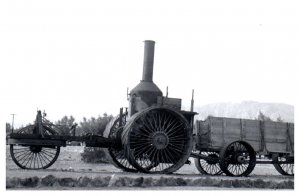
top-left (129, 40), bottom-right (162, 116)
top-left (142, 40), bottom-right (155, 82)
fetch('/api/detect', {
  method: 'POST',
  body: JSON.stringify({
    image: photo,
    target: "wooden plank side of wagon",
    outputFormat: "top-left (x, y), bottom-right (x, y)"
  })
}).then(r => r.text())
top-left (208, 117), bottom-right (246, 149)
top-left (202, 116), bottom-right (294, 154)
top-left (241, 119), bottom-right (261, 152)
top-left (263, 121), bottom-right (294, 153)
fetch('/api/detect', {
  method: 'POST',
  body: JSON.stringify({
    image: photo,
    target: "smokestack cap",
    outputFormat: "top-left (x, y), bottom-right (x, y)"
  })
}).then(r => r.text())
top-left (144, 40), bottom-right (155, 43)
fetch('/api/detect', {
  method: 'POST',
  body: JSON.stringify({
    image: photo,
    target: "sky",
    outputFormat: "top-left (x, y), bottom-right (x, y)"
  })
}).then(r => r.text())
top-left (1, 0), bottom-right (299, 128)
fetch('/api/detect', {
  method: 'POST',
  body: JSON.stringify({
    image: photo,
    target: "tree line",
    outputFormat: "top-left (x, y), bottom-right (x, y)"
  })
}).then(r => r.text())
top-left (6, 113), bottom-right (113, 136)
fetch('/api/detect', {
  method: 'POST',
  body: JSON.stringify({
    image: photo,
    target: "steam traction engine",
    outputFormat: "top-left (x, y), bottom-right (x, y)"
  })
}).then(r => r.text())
top-left (103, 40), bottom-right (197, 173)
top-left (7, 40), bottom-right (294, 176)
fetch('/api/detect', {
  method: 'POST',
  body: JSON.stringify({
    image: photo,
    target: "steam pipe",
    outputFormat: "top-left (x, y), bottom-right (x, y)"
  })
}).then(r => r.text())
top-left (142, 40), bottom-right (155, 82)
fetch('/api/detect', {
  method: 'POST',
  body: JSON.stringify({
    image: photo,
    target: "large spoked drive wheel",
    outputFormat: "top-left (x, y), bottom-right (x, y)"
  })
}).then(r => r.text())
top-left (122, 107), bottom-right (193, 174)
top-left (219, 141), bottom-right (256, 176)
top-left (195, 151), bottom-right (222, 175)
top-left (10, 125), bottom-right (60, 169)
top-left (103, 115), bottom-right (137, 172)
top-left (272, 154), bottom-right (294, 176)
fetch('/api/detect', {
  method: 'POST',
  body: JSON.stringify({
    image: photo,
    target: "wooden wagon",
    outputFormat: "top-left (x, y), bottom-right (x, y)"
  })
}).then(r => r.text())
top-left (192, 116), bottom-right (294, 176)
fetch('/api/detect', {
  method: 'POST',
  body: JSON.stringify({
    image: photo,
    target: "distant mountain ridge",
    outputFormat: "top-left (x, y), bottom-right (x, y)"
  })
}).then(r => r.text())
top-left (193, 101), bottom-right (294, 122)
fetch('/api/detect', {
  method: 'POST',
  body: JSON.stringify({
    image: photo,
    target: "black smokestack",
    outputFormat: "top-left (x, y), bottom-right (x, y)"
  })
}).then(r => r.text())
top-left (142, 40), bottom-right (155, 82)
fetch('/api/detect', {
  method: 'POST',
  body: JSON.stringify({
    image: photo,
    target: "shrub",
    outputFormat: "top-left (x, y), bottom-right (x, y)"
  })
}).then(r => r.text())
top-left (79, 114), bottom-right (113, 164)
top-left (81, 147), bottom-right (110, 164)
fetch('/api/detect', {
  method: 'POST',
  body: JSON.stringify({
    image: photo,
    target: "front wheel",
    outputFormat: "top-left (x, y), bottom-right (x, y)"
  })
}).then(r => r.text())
top-left (10, 144), bottom-right (60, 169)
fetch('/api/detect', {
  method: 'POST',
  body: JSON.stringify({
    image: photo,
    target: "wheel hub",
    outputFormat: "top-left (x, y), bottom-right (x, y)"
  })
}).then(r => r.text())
top-left (30, 146), bottom-right (42, 153)
top-left (152, 132), bottom-right (169, 149)
top-left (230, 153), bottom-right (245, 164)
top-left (237, 155), bottom-right (246, 163)
top-left (207, 154), bottom-right (219, 165)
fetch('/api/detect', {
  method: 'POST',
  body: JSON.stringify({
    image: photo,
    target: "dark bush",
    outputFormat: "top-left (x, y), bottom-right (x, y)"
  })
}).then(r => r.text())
top-left (81, 147), bottom-right (110, 163)
top-left (79, 113), bottom-right (113, 163)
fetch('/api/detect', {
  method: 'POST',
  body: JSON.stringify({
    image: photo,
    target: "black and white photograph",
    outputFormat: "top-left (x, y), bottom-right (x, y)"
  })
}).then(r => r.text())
top-left (0, 0), bottom-right (298, 192)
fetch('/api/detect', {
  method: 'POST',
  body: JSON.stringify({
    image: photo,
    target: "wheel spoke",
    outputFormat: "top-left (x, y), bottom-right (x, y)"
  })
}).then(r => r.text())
top-left (37, 153), bottom-right (44, 168)
top-left (23, 152), bottom-right (33, 167)
top-left (20, 151), bottom-right (33, 166)
top-left (14, 149), bottom-right (31, 160)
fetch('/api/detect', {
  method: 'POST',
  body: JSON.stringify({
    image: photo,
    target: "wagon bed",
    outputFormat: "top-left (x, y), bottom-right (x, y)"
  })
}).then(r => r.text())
top-left (196, 116), bottom-right (294, 154)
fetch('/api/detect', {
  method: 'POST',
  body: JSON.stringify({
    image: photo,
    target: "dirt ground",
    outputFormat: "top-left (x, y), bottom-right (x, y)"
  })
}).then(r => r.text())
top-left (6, 146), bottom-right (294, 190)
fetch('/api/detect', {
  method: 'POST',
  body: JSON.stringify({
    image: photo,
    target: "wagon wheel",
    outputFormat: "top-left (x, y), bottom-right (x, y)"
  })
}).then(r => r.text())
top-left (195, 151), bottom-right (222, 175)
top-left (219, 141), bottom-right (256, 176)
top-left (272, 154), bottom-right (294, 176)
top-left (122, 107), bottom-right (193, 174)
top-left (103, 115), bottom-right (137, 172)
top-left (10, 125), bottom-right (60, 169)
